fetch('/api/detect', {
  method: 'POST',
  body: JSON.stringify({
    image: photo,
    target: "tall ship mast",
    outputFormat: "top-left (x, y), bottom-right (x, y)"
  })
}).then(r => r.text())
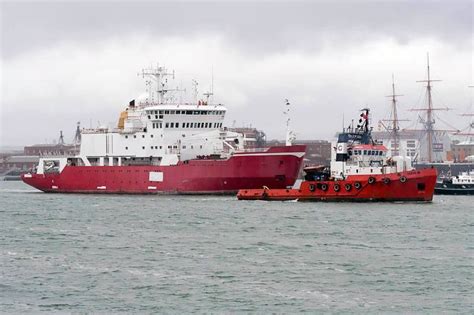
top-left (381, 74), bottom-right (406, 156)
top-left (410, 54), bottom-right (453, 163)
top-left (22, 65), bottom-right (306, 194)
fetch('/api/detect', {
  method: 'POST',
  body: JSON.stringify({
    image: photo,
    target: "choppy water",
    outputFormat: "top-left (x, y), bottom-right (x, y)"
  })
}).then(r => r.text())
top-left (0, 181), bottom-right (472, 313)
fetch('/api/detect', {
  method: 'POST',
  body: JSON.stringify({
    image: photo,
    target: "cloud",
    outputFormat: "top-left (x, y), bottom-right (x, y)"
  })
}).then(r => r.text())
top-left (1, 31), bottom-right (472, 146)
top-left (1, 1), bottom-right (472, 146)
top-left (1, 1), bottom-right (472, 58)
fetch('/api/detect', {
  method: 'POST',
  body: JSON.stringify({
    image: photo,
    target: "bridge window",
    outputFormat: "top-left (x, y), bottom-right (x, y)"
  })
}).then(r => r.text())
top-left (165, 110), bottom-right (169, 114)
top-left (363, 150), bottom-right (367, 155)
top-left (176, 123), bottom-right (179, 128)
top-left (125, 147), bottom-right (128, 150)
top-left (142, 146), bottom-right (145, 150)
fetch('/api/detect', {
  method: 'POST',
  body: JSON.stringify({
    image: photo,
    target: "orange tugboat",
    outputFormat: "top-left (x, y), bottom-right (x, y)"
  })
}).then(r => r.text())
top-left (237, 109), bottom-right (437, 202)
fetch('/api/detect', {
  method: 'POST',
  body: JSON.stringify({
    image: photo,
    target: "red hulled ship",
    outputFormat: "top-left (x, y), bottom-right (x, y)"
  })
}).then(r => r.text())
top-left (238, 109), bottom-right (437, 202)
top-left (22, 65), bottom-right (305, 194)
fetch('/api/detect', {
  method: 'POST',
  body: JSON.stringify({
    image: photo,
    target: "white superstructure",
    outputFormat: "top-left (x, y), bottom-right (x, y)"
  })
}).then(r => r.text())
top-left (76, 65), bottom-right (244, 167)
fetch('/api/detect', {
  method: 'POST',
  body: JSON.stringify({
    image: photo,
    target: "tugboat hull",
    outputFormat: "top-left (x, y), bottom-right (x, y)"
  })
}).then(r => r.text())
top-left (237, 168), bottom-right (437, 202)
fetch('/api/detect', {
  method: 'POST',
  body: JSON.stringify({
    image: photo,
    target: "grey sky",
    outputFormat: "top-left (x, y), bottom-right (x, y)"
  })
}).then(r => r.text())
top-left (1, 1), bottom-right (473, 146)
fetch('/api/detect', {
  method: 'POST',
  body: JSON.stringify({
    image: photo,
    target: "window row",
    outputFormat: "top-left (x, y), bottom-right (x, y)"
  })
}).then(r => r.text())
top-left (161, 122), bottom-right (223, 129)
top-left (349, 149), bottom-right (384, 156)
top-left (125, 144), bottom-right (203, 150)
top-left (147, 110), bottom-right (225, 116)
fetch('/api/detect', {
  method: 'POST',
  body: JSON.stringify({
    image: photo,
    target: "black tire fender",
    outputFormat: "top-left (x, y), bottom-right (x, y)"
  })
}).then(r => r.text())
top-left (334, 184), bottom-right (340, 192)
top-left (354, 181), bottom-right (362, 190)
top-left (345, 183), bottom-right (352, 191)
top-left (368, 177), bottom-right (376, 184)
top-left (309, 184), bottom-right (316, 192)
top-left (400, 176), bottom-right (407, 183)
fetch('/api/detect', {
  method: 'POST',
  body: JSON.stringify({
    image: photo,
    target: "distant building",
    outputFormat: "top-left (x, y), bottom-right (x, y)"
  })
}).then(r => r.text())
top-left (451, 140), bottom-right (474, 162)
top-left (0, 155), bottom-right (39, 174)
top-left (23, 143), bottom-right (80, 156)
top-left (371, 130), bottom-right (451, 162)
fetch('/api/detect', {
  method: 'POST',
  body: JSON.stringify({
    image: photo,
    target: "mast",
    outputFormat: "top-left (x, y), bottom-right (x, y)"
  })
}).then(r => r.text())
top-left (384, 74), bottom-right (404, 156)
top-left (411, 53), bottom-right (443, 163)
top-left (140, 64), bottom-right (175, 104)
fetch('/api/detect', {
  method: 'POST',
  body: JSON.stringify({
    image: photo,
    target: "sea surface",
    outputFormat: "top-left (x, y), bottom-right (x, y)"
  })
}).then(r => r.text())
top-left (0, 181), bottom-right (472, 313)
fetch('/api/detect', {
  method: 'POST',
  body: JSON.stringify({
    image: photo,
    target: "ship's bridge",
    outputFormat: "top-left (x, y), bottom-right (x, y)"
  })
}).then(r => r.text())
top-left (349, 144), bottom-right (387, 158)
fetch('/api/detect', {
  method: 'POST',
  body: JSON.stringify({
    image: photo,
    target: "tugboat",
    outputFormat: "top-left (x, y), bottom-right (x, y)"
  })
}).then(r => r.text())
top-left (237, 109), bottom-right (437, 202)
top-left (435, 170), bottom-right (474, 195)
top-left (21, 65), bottom-right (306, 194)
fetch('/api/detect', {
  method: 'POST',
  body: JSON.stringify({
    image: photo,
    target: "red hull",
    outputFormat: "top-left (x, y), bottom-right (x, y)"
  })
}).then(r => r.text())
top-left (21, 145), bottom-right (305, 194)
top-left (237, 168), bottom-right (437, 202)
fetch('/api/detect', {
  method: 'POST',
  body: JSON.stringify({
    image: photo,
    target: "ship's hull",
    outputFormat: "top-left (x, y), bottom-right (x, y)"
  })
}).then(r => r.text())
top-left (237, 168), bottom-right (437, 202)
top-left (21, 145), bottom-right (305, 194)
top-left (434, 181), bottom-right (474, 195)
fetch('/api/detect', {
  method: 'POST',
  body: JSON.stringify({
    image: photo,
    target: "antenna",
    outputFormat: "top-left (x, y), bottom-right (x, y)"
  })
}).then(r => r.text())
top-left (192, 79), bottom-right (199, 104)
top-left (211, 65), bottom-right (214, 104)
top-left (140, 64), bottom-right (177, 104)
top-left (284, 99), bottom-right (295, 146)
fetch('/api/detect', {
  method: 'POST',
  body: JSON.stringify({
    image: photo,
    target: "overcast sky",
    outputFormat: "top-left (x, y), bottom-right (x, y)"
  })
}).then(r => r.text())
top-left (1, 0), bottom-right (473, 146)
